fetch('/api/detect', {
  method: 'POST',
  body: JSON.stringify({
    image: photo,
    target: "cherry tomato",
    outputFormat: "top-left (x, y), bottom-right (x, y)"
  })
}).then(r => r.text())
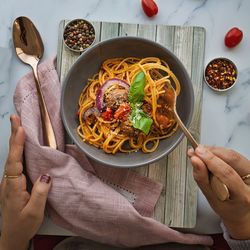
top-left (141, 0), bottom-right (158, 17)
top-left (224, 27), bottom-right (243, 48)
top-left (114, 103), bottom-right (130, 120)
top-left (101, 107), bottom-right (113, 121)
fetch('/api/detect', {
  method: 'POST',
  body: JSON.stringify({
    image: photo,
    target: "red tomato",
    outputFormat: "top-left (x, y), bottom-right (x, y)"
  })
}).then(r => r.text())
top-left (114, 103), bottom-right (131, 120)
top-left (224, 27), bottom-right (243, 48)
top-left (101, 107), bottom-right (113, 121)
top-left (141, 0), bottom-right (158, 17)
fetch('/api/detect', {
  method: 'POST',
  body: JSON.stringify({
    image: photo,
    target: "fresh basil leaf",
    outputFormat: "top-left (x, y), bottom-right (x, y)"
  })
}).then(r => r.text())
top-left (131, 107), bottom-right (153, 135)
top-left (137, 116), bottom-right (153, 135)
top-left (128, 71), bottom-right (146, 104)
top-left (128, 71), bottom-right (152, 134)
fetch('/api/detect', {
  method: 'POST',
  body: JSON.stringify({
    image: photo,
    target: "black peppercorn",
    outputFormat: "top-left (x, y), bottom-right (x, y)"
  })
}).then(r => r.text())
top-left (63, 19), bottom-right (95, 52)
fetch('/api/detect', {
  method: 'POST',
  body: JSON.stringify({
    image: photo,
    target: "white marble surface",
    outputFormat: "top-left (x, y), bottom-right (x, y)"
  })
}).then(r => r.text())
top-left (0, 0), bottom-right (250, 237)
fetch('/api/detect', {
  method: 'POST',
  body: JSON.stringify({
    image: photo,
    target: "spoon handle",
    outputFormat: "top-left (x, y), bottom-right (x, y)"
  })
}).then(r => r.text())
top-left (173, 111), bottom-right (230, 201)
top-left (32, 63), bottom-right (57, 149)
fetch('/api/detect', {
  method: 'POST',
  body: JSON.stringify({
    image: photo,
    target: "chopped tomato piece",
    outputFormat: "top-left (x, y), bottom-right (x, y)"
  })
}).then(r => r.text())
top-left (101, 107), bottom-right (113, 121)
top-left (114, 103), bottom-right (131, 120)
top-left (156, 113), bottom-right (170, 129)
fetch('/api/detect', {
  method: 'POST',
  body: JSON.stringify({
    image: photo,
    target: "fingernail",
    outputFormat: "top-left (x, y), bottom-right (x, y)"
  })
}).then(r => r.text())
top-left (187, 147), bottom-right (194, 157)
top-left (40, 174), bottom-right (51, 184)
top-left (196, 145), bottom-right (206, 155)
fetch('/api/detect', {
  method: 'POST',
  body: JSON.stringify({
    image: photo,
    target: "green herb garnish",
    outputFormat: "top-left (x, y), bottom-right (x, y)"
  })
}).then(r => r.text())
top-left (128, 71), bottom-right (153, 135)
top-left (128, 71), bottom-right (146, 104)
top-left (130, 105), bottom-right (153, 135)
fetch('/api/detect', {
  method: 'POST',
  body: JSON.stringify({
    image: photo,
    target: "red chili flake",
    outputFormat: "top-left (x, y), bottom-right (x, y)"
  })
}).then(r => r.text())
top-left (205, 58), bottom-right (237, 90)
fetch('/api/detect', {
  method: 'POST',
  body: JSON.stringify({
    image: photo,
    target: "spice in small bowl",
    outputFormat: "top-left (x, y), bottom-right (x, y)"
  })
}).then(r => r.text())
top-left (63, 19), bottom-right (95, 53)
top-left (204, 57), bottom-right (238, 92)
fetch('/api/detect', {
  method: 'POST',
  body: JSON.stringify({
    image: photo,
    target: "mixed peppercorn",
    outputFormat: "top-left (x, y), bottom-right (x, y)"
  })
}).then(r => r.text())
top-left (63, 19), bottom-right (95, 52)
top-left (205, 58), bottom-right (237, 90)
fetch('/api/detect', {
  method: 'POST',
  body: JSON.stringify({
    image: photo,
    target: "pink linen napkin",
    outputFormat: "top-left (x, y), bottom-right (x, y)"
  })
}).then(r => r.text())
top-left (13, 58), bottom-right (213, 248)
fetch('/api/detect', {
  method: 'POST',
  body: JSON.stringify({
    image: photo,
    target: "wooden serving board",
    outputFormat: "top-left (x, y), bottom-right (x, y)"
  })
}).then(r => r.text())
top-left (57, 20), bottom-right (205, 228)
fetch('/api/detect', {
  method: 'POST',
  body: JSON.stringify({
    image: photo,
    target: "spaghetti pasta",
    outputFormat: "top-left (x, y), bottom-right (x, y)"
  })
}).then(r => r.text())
top-left (77, 57), bottom-right (180, 154)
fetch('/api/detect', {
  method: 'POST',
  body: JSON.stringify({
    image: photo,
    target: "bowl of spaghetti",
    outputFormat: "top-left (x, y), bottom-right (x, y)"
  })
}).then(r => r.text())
top-left (61, 37), bottom-right (194, 168)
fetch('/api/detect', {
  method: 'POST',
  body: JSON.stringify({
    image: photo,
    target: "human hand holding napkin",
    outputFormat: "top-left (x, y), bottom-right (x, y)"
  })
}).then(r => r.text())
top-left (0, 115), bottom-right (52, 250)
top-left (12, 58), bottom-right (213, 247)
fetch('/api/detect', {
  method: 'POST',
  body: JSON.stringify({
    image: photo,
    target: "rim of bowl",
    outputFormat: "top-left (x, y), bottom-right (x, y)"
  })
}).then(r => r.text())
top-left (61, 36), bottom-right (194, 168)
top-left (63, 18), bottom-right (96, 53)
top-left (204, 57), bottom-right (238, 92)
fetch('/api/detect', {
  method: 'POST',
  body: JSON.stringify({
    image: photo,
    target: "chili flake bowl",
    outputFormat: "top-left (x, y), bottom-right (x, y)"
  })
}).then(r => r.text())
top-left (204, 57), bottom-right (238, 92)
top-left (63, 19), bottom-right (96, 53)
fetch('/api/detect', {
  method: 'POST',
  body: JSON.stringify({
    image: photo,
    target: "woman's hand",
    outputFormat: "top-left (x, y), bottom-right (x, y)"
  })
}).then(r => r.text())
top-left (0, 115), bottom-right (52, 250)
top-left (188, 145), bottom-right (250, 240)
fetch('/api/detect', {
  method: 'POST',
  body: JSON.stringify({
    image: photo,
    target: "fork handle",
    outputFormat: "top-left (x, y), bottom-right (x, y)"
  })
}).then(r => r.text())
top-left (32, 62), bottom-right (57, 149)
top-left (174, 112), bottom-right (198, 149)
top-left (174, 112), bottom-right (230, 201)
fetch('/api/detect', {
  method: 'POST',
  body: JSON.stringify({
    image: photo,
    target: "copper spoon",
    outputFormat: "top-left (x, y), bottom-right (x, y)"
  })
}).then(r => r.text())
top-left (12, 16), bottom-right (57, 149)
top-left (165, 86), bottom-right (229, 201)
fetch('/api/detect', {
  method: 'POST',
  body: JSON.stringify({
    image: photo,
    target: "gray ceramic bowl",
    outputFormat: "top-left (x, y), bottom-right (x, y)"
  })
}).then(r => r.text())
top-left (61, 37), bottom-right (194, 168)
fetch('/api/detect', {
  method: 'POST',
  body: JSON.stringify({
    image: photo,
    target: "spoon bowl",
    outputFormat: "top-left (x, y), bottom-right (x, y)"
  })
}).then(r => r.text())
top-left (13, 16), bottom-right (44, 61)
top-left (13, 16), bottom-right (57, 148)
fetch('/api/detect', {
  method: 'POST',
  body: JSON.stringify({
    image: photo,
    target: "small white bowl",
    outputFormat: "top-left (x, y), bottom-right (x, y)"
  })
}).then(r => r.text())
top-left (63, 19), bottom-right (96, 53)
top-left (204, 57), bottom-right (238, 92)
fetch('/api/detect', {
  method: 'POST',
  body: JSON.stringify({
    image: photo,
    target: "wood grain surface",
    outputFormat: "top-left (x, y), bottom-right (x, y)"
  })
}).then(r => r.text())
top-left (57, 20), bottom-right (205, 228)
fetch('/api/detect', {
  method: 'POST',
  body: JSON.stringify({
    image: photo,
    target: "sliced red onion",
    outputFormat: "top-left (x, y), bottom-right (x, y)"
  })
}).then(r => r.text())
top-left (96, 78), bottom-right (129, 111)
top-left (82, 107), bottom-right (100, 120)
